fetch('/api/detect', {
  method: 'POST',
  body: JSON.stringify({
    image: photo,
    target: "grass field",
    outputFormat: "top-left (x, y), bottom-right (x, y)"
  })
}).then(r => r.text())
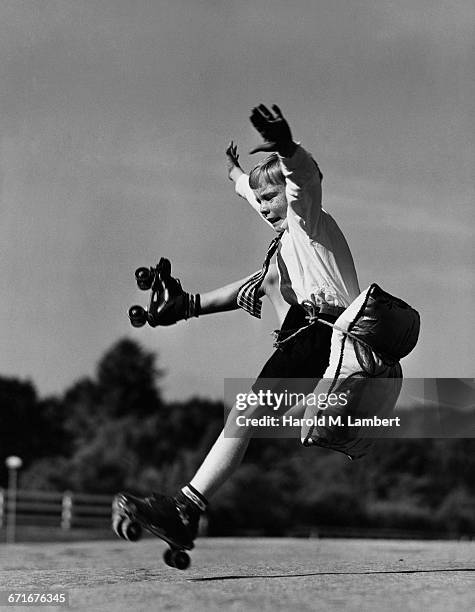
top-left (1, 538), bottom-right (474, 611)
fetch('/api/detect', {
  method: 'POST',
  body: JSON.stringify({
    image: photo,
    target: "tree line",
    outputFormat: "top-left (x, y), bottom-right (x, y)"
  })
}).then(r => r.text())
top-left (1, 338), bottom-right (474, 536)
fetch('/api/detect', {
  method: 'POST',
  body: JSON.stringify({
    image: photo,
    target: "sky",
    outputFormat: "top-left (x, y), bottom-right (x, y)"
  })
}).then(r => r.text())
top-left (1, 0), bottom-right (474, 401)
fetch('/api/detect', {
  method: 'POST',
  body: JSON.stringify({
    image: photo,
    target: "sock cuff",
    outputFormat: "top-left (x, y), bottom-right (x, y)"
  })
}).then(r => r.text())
top-left (181, 484), bottom-right (208, 512)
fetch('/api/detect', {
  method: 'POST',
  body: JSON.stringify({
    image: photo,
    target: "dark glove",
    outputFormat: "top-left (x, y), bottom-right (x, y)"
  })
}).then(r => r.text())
top-left (249, 104), bottom-right (296, 156)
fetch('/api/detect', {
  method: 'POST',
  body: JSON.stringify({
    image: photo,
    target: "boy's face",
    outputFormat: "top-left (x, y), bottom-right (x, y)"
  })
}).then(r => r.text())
top-left (253, 182), bottom-right (288, 232)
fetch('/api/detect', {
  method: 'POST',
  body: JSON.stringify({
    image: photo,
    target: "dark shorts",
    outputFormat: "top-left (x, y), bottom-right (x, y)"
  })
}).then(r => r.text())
top-left (252, 305), bottom-right (338, 397)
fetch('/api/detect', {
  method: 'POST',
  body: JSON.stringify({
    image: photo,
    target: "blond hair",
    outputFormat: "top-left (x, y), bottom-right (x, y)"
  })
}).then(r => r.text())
top-left (249, 152), bottom-right (323, 189)
top-left (248, 153), bottom-right (285, 190)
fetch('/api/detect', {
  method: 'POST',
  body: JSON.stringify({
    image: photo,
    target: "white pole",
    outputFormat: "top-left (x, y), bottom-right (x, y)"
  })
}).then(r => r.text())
top-left (5, 456), bottom-right (22, 544)
top-left (61, 492), bottom-right (73, 530)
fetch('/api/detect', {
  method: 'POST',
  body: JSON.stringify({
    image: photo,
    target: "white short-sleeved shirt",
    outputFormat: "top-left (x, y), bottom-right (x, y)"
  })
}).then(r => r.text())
top-left (235, 145), bottom-right (360, 308)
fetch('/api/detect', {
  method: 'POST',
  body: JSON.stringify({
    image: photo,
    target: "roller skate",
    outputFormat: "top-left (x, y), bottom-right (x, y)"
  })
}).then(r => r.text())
top-left (128, 258), bottom-right (173, 328)
top-left (112, 491), bottom-right (202, 570)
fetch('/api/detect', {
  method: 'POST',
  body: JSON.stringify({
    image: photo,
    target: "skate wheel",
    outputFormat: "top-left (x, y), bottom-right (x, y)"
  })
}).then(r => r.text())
top-left (112, 516), bottom-right (127, 539)
top-left (163, 548), bottom-right (175, 567)
top-left (135, 267), bottom-right (153, 290)
top-left (163, 548), bottom-right (190, 570)
top-left (128, 305), bottom-right (147, 328)
top-left (120, 518), bottom-right (142, 542)
top-left (172, 550), bottom-right (190, 570)
top-left (173, 550), bottom-right (190, 570)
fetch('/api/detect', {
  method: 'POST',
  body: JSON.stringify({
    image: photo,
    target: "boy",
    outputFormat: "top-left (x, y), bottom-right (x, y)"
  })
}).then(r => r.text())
top-left (116, 104), bottom-right (361, 553)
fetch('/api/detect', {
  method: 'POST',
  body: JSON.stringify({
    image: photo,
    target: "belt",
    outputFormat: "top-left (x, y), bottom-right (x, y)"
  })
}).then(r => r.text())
top-left (301, 300), bottom-right (346, 320)
top-left (318, 304), bottom-right (346, 317)
top-left (273, 302), bottom-right (346, 349)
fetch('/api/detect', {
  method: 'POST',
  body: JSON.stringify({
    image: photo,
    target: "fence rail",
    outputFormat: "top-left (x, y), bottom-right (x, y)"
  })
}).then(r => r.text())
top-left (0, 488), bottom-right (114, 532)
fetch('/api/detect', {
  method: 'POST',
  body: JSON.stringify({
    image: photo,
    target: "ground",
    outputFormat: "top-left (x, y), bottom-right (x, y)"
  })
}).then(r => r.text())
top-left (1, 538), bottom-right (474, 611)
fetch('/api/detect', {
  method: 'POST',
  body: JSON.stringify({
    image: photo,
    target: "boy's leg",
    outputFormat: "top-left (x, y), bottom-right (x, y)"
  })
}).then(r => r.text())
top-left (117, 396), bottom-right (309, 548)
top-left (190, 395), bottom-right (268, 498)
top-left (190, 430), bottom-right (250, 499)
top-left (115, 401), bottom-right (263, 549)
top-left (117, 307), bottom-right (334, 548)
top-left (190, 401), bottom-right (310, 497)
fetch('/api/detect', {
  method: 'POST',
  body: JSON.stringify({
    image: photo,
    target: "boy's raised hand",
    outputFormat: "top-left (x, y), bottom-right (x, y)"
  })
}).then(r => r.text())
top-left (225, 140), bottom-right (244, 182)
top-left (225, 141), bottom-right (240, 168)
top-left (249, 104), bottom-right (296, 156)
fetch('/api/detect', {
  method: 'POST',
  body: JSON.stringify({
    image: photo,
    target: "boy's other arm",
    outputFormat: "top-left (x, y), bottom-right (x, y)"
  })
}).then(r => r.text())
top-left (200, 272), bottom-right (264, 315)
top-left (225, 140), bottom-right (261, 216)
top-left (225, 140), bottom-right (260, 216)
top-left (226, 142), bottom-right (276, 230)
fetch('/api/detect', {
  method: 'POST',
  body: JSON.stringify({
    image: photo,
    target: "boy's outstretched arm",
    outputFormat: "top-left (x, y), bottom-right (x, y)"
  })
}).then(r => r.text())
top-left (225, 140), bottom-right (244, 183)
top-left (202, 267), bottom-right (285, 317)
top-left (146, 264), bottom-right (270, 325)
top-left (200, 274), bottom-right (256, 315)
top-left (141, 259), bottom-right (287, 327)
top-left (249, 103), bottom-right (323, 229)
